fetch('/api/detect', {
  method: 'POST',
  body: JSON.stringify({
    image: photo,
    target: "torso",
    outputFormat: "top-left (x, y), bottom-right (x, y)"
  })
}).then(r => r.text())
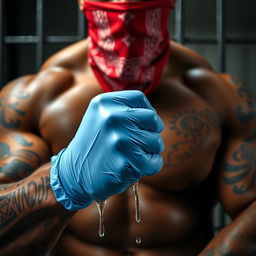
top-left (1, 40), bottom-right (227, 255)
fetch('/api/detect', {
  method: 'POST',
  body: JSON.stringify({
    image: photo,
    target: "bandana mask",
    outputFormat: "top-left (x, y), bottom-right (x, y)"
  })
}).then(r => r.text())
top-left (83, 0), bottom-right (174, 95)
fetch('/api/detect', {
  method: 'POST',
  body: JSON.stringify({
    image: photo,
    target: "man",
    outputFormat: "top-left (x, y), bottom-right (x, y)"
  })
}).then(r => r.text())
top-left (1, 0), bottom-right (256, 255)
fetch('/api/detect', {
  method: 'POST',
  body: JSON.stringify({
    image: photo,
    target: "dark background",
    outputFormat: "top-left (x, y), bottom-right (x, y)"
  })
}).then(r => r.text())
top-left (0, 0), bottom-right (256, 91)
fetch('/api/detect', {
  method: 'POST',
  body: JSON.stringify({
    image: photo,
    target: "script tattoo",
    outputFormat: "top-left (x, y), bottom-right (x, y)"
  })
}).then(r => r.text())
top-left (0, 176), bottom-right (50, 228)
top-left (166, 108), bottom-right (220, 167)
top-left (0, 79), bottom-right (30, 129)
top-left (224, 133), bottom-right (256, 194)
top-left (231, 77), bottom-right (256, 123)
top-left (0, 180), bottom-right (25, 192)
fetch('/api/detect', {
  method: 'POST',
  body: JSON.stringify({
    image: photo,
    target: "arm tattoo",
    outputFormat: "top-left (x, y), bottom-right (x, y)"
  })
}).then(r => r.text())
top-left (0, 79), bottom-right (30, 129)
top-left (203, 250), bottom-right (214, 256)
top-left (224, 133), bottom-right (256, 194)
top-left (0, 208), bottom-right (70, 254)
top-left (11, 134), bottom-right (33, 147)
top-left (0, 176), bottom-right (50, 229)
top-left (231, 77), bottom-right (256, 123)
top-left (0, 160), bottom-right (34, 180)
top-left (202, 249), bottom-right (235, 256)
top-left (166, 108), bottom-right (220, 167)
top-left (0, 136), bottom-right (42, 180)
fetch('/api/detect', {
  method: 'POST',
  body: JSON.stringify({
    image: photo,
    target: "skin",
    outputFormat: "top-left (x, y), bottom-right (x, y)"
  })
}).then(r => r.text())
top-left (0, 0), bottom-right (256, 255)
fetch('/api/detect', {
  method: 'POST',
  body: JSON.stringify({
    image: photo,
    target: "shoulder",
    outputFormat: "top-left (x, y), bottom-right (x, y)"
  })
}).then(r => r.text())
top-left (1, 39), bottom-right (89, 98)
top-left (170, 41), bottom-right (213, 72)
top-left (170, 43), bottom-right (256, 133)
top-left (0, 69), bottom-right (71, 133)
top-left (188, 70), bottom-right (255, 133)
top-left (0, 40), bottom-right (88, 132)
top-left (40, 39), bottom-right (88, 71)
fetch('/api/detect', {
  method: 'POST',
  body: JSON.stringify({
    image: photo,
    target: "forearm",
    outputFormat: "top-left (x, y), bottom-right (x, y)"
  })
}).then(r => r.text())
top-left (199, 201), bottom-right (256, 256)
top-left (0, 163), bottom-right (75, 256)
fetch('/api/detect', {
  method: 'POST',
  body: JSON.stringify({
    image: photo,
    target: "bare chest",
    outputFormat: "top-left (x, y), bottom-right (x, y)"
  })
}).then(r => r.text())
top-left (40, 80), bottom-right (222, 189)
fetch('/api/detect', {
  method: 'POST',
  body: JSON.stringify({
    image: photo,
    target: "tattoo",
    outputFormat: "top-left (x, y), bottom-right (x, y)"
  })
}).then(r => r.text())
top-left (202, 249), bottom-right (235, 256)
top-left (203, 249), bottom-right (214, 256)
top-left (224, 135), bottom-right (256, 194)
top-left (0, 180), bottom-right (25, 192)
top-left (0, 79), bottom-right (30, 129)
top-left (244, 131), bottom-right (256, 143)
top-left (231, 77), bottom-right (256, 123)
top-left (0, 142), bottom-right (41, 180)
top-left (0, 160), bottom-right (34, 180)
top-left (0, 208), bottom-right (62, 253)
top-left (166, 108), bottom-right (220, 167)
top-left (11, 134), bottom-right (33, 147)
top-left (0, 139), bottom-right (38, 161)
top-left (0, 176), bottom-right (50, 228)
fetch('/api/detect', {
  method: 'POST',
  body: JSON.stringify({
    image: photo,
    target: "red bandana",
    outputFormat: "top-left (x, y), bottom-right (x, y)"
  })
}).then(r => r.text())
top-left (83, 0), bottom-right (174, 95)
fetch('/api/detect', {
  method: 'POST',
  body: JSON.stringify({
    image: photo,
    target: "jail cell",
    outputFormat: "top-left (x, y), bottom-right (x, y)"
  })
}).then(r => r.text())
top-left (0, 0), bottom-right (256, 235)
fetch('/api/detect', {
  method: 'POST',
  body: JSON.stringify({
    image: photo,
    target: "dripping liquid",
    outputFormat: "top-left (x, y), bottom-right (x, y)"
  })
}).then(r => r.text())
top-left (95, 182), bottom-right (142, 244)
top-left (95, 200), bottom-right (107, 237)
top-left (133, 182), bottom-right (142, 245)
top-left (133, 182), bottom-right (141, 223)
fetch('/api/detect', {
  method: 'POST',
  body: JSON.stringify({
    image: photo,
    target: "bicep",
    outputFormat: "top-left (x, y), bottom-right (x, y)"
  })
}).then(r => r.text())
top-left (218, 134), bottom-right (256, 218)
top-left (0, 75), bottom-right (36, 130)
top-left (0, 131), bottom-right (51, 183)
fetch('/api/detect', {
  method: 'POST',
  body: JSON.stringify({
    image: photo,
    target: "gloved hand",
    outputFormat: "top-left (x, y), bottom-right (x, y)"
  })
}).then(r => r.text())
top-left (50, 90), bottom-right (164, 211)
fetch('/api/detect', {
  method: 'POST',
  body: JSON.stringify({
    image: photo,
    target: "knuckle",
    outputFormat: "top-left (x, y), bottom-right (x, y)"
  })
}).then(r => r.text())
top-left (91, 93), bottom-right (108, 106)
top-left (157, 136), bottom-right (164, 152)
top-left (114, 134), bottom-right (128, 151)
top-left (105, 112), bottom-right (122, 127)
top-left (90, 94), bottom-right (101, 105)
top-left (131, 90), bottom-right (144, 98)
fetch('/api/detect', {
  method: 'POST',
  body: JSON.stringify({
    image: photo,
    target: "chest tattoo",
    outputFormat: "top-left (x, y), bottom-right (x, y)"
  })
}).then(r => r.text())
top-left (166, 108), bottom-right (220, 167)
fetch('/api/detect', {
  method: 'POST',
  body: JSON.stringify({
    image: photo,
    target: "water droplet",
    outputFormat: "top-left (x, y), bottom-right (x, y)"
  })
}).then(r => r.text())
top-left (133, 182), bottom-right (141, 223)
top-left (136, 237), bottom-right (142, 244)
top-left (95, 200), bottom-right (107, 237)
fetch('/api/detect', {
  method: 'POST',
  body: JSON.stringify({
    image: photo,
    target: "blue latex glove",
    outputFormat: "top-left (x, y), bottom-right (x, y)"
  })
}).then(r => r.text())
top-left (50, 90), bottom-right (164, 211)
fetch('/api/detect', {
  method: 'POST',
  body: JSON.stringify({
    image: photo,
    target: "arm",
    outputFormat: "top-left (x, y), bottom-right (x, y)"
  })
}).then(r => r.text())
top-left (0, 164), bottom-right (75, 255)
top-left (200, 75), bottom-right (256, 255)
top-left (0, 77), bottom-right (75, 255)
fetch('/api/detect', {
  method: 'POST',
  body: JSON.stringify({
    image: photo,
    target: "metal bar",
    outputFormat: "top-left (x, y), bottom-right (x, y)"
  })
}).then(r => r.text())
top-left (4, 35), bottom-right (256, 45)
top-left (36, 0), bottom-right (44, 69)
top-left (78, 6), bottom-right (87, 38)
top-left (4, 35), bottom-right (82, 44)
top-left (216, 0), bottom-right (227, 229)
top-left (216, 0), bottom-right (226, 72)
top-left (0, 0), bottom-right (4, 87)
top-left (174, 0), bottom-right (185, 43)
top-left (183, 37), bottom-right (217, 44)
top-left (226, 37), bottom-right (256, 44)
top-left (46, 36), bottom-right (83, 43)
top-left (184, 37), bottom-right (256, 45)
top-left (5, 36), bottom-right (38, 44)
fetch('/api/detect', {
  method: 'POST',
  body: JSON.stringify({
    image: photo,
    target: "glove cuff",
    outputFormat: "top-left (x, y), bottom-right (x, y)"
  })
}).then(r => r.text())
top-left (50, 149), bottom-right (93, 211)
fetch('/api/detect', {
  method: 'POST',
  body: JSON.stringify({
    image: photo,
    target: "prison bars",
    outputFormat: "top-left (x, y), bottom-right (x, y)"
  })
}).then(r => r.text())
top-left (0, 0), bottom-right (85, 87)
top-left (1, 0), bottom-right (256, 87)
top-left (0, 0), bottom-right (3, 85)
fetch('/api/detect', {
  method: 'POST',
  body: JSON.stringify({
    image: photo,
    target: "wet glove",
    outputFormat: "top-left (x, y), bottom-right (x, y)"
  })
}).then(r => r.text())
top-left (50, 90), bottom-right (164, 210)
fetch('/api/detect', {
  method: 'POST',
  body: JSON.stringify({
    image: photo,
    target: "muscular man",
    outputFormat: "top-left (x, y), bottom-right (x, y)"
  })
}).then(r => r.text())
top-left (1, 0), bottom-right (256, 255)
